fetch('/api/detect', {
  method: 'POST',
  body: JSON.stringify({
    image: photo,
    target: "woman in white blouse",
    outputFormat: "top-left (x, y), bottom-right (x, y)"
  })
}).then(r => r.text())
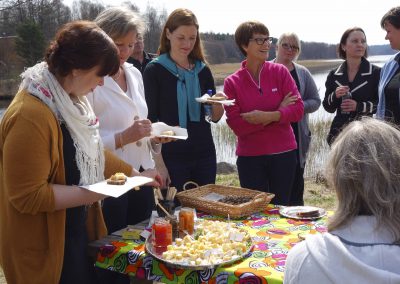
top-left (88, 7), bottom-right (166, 235)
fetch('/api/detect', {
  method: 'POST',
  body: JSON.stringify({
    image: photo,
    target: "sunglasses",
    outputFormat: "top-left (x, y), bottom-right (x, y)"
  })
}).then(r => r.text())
top-left (281, 43), bottom-right (299, 51)
top-left (249, 37), bottom-right (273, 45)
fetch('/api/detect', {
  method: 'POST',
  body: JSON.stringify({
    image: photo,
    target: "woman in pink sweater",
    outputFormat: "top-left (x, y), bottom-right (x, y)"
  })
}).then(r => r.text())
top-left (224, 21), bottom-right (304, 205)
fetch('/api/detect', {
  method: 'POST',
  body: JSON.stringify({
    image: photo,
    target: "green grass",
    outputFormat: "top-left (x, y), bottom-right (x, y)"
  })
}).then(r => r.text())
top-left (216, 173), bottom-right (336, 211)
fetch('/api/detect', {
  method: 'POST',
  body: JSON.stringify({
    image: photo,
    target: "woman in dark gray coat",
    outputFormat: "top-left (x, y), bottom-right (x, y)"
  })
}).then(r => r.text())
top-left (274, 32), bottom-right (321, 206)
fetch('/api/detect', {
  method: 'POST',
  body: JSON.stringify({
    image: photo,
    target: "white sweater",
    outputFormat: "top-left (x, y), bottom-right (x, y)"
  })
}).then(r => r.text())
top-left (284, 216), bottom-right (400, 284)
top-left (87, 63), bottom-right (155, 170)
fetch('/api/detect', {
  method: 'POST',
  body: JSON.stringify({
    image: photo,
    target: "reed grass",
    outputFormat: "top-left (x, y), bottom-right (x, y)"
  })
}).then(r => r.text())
top-left (211, 117), bottom-right (333, 179)
top-left (305, 117), bottom-right (332, 178)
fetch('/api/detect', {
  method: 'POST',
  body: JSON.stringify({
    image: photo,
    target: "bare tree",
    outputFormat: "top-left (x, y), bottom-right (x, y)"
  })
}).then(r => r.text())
top-left (142, 4), bottom-right (167, 53)
top-left (71, 0), bottom-right (104, 21)
top-left (0, 0), bottom-right (71, 40)
top-left (121, 1), bottom-right (139, 12)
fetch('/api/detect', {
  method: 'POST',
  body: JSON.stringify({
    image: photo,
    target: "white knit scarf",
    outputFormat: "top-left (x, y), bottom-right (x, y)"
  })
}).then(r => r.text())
top-left (19, 62), bottom-right (105, 185)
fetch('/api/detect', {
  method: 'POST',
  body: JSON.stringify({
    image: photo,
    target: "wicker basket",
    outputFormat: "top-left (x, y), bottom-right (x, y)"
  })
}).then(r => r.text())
top-left (176, 183), bottom-right (275, 218)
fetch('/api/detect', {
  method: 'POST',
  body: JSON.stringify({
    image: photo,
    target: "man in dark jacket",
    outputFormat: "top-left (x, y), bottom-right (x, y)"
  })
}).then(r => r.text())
top-left (127, 34), bottom-right (156, 74)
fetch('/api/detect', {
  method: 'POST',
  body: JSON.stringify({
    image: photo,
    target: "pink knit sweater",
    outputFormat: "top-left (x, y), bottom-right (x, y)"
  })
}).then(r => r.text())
top-left (224, 60), bottom-right (304, 156)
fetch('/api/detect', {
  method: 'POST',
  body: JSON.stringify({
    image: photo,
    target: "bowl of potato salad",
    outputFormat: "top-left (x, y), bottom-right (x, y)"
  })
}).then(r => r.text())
top-left (145, 219), bottom-right (253, 270)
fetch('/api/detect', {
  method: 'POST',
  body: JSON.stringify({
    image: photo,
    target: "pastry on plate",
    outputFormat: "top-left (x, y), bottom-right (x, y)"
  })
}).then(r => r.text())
top-left (207, 95), bottom-right (225, 101)
top-left (296, 209), bottom-right (320, 218)
top-left (107, 172), bottom-right (127, 185)
top-left (161, 130), bottom-right (175, 136)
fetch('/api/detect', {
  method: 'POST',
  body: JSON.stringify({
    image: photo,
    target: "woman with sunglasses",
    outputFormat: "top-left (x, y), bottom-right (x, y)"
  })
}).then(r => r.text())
top-left (273, 32), bottom-right (321, 206)
top-left (323, 27), bottom-right (380, 146)
top-left (224, 21), bottom-right (304, 206)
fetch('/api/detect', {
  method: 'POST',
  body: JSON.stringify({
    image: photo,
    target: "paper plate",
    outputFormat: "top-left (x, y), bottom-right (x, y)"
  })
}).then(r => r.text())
top-left (151, 122), bottom-right (188, 140)
top-left (279, 206), bottom-right (326, 220)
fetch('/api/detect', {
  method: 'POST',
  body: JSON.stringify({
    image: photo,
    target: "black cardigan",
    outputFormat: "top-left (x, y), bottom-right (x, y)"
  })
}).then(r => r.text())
top-left (322, 57), bottom-right (381, 145)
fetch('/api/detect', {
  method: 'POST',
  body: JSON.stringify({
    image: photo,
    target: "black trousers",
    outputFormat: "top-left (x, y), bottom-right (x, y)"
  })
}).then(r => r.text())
top-left (163, 153), bottom-right (216, 191)
top-left (237, 150), bottom-right (297, 206)
top-left (289, 162), bottom-right (305, 206)
top-left (102, 186), bottom-right (155, 234)
top-left (59, 207), bottom-right (97, 284)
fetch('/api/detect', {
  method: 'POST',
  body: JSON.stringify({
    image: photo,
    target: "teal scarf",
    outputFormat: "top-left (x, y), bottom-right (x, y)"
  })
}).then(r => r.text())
top-left (152, 53), bottom-right (205, 128)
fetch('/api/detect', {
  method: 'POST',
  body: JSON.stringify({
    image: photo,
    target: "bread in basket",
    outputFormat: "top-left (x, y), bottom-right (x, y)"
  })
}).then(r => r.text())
top-left (176, 182), bottom-right (274, 218)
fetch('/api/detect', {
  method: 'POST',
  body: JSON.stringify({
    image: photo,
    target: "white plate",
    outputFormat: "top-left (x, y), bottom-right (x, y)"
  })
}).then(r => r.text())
top-left (195, 94), bottom-right (235, 106)
top-left (80, 176), bottom-right (153, 198)
top-left (279, 206), bottom-right (326, 220)
top-left (151, 122), bottom-right (188, 140)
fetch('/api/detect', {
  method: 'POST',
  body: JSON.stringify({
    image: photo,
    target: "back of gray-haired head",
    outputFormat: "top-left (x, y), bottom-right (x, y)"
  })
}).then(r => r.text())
top-left (326, 117), bottom-right (400, 243)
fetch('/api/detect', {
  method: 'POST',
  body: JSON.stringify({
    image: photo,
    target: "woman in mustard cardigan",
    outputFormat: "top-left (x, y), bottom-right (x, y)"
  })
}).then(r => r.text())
top-left (0, 21), bottom-right (160, 284)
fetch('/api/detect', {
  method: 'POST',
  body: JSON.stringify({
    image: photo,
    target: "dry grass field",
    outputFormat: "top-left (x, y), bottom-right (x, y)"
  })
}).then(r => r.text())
top-left (210, 59), bottom-right (342, 85)
top-left (216, 173), bottom-right (335, 210)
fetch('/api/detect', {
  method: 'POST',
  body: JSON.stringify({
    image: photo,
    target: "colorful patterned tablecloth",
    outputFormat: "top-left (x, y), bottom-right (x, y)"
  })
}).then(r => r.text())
top-left (96, 204), bottom-right (330, 284)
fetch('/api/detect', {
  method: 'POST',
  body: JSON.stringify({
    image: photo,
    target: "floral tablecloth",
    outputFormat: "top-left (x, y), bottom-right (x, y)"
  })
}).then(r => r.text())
top-left (96, 204), bottom-right (330, 284)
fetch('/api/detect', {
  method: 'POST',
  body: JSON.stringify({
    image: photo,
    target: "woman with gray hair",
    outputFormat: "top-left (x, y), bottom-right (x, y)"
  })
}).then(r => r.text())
top-left (284, 117), bottom-right (400, 283)
top-left (88, 7), bottom-right (165, 235)
top-left (273, 32), bottom-right (321, 206)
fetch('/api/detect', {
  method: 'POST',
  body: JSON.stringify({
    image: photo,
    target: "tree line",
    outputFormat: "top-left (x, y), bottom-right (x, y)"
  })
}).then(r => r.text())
top-left (0, 0), bottom-right (167, 77)
top-left (0, 0), bottom-right (395, 78)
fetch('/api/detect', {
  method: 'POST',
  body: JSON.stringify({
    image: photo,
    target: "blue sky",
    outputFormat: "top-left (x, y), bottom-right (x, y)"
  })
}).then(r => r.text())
top-left (65, 0), bottom-right (400, 46)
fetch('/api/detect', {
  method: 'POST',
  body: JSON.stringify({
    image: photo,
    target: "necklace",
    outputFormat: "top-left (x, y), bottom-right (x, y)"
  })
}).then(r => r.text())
top-left (175, 61), bottom-right (193, 71)
top-left (113, 67), bottom-right (123, 81)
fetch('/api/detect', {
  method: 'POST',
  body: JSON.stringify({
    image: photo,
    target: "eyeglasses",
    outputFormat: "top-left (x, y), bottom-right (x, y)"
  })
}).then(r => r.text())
top-left (281, 43), bottom-right (299, 51)
top-left (249, 37), bottom-right (273, 45)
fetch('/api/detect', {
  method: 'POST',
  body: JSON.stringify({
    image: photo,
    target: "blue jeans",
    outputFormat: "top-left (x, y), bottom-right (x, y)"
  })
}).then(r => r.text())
top-left (237, 150), bottom-right (297, 206)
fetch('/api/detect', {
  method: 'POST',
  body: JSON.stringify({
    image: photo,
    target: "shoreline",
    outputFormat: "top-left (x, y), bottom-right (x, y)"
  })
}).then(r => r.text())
top-left (210, 59), bottom-right (343, 86)
top-left (0, 59), bottom-right (342, 99)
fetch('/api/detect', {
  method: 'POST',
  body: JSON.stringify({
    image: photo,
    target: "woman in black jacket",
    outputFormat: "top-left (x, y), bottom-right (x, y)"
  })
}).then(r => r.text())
top-left (143, 8), bottom-right (225, 191)
top-left (323, 27), bottom-right (380, 145)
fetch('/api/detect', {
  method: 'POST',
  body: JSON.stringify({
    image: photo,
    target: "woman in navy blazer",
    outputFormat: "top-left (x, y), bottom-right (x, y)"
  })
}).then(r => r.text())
top-left (323, 27), bottom-right (380, 145)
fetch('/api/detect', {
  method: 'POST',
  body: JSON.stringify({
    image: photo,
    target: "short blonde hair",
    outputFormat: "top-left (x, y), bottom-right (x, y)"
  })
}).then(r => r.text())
top-left (94, 7), bottom-right (145, 41)
top-left (326, 117), bottom-right (400, 243)
top-left (277, 32), bottom-right (301, 60)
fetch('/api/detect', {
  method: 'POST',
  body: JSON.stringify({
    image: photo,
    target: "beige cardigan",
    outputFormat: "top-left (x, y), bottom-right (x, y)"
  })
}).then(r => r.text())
top-left (0, 90), bottom-right (132, 284)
